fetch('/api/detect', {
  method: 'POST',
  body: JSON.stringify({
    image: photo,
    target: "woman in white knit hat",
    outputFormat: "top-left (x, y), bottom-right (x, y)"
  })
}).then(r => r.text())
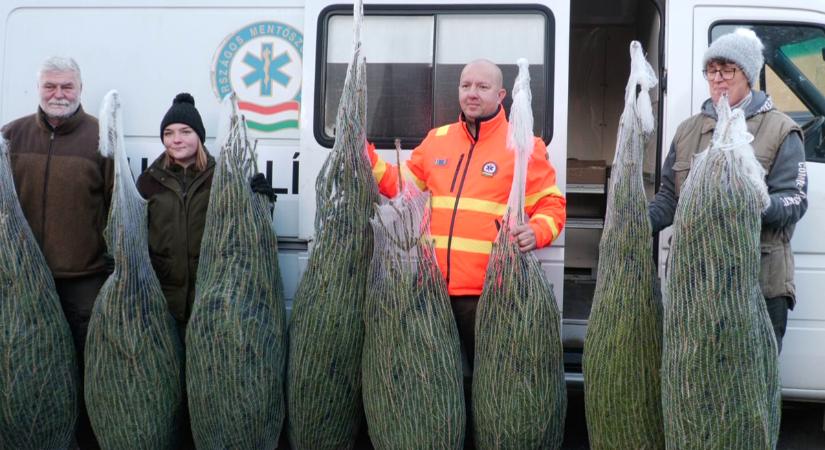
top-left (648, 27), bottom-right (809, 353)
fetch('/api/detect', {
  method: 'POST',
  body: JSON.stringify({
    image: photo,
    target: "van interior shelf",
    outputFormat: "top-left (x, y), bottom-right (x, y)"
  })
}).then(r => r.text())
top-left (566, 218), bottom-right (605, 229)
top-left (567, 183), bottom-right (605, 194)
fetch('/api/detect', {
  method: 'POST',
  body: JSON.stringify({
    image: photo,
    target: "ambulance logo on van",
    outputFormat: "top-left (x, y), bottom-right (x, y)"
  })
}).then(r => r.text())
top-left (212, 21), bottom-right (303, 133)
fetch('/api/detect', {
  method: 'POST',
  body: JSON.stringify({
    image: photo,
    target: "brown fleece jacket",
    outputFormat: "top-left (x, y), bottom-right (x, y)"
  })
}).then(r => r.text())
top-left (2, 106), bottom-right (114, 278)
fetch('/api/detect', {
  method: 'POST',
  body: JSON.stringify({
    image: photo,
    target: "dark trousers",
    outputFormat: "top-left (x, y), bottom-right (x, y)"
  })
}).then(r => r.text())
top-left (451, 295), bottom-right (479, 450)
top-left (176, 322), bottom-right (196, 450)
top-left (55, 272), bottom-right (108, 450)
top-left (765, 296), bottom-right (790, 355)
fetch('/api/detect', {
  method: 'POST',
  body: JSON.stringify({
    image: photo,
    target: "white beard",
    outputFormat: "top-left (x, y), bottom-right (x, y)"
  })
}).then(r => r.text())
top-left (43, 99), bottom-right (80, 120)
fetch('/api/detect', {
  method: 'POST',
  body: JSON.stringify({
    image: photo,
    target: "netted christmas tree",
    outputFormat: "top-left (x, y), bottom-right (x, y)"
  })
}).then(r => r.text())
top-left (0, 138), bottom-right (78, 450)
top-left (286, 1), bottom-right (379, 448)
top-left (362, 181), bottom-right (465, 450)
top-left (186, 98), bottom-right (287, 449)
top-left (583, 41), bottom-right (665, 449)
top-left (662, 95), bottom-right (780, 450)
top-left (85, 90), bottom-right (184, 449)
top-left (472, 58), bottom-right (566, 450)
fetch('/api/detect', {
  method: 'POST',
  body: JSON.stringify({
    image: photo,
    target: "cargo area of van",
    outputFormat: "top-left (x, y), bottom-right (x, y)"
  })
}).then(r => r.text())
top-left (560, 0), bottom-right (662, 358)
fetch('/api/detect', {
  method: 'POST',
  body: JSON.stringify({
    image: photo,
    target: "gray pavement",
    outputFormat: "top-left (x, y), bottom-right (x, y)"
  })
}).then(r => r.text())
top-left (562, 389), bottom-right (825, 449)
top-left (329, 387), bottom-right (825, 449)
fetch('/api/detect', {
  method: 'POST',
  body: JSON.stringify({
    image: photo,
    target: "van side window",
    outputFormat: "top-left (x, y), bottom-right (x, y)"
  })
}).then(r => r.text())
top-left (712, 24), bottom-right (825, 163)
top-left (432, 14), bottom-right (547, 133)
top-left (319, 8), bottom-right (553, 148)
top-left (323, 15), bottom-right (435, 142)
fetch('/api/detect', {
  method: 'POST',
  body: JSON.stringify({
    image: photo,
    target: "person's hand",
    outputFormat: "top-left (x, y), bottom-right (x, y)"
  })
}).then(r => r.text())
top-left (510, 224), bottom-right (536, 252)
top-left (250, 173), bottom-right (277, 203)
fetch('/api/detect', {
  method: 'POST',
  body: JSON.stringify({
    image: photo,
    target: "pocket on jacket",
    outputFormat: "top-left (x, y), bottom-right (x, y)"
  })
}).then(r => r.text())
top-left (150, 253), bottom-right (182, 287)
top-left (673, 160), bottom-right (692, 195)
top-left (759, 242), bottom-right (792, 299)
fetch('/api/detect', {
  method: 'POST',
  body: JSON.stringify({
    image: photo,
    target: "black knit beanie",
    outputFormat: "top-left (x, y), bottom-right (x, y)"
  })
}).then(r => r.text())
top-left (160, 93), bottom-right (206, 143)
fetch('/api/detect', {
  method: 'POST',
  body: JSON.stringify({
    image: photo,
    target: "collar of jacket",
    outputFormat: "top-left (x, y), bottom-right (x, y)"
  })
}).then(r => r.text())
top-left (458, 105), bottom-right (506, 141)
top-left (700, 90), bottom-right (773, 122)
top-left (35, 105), bottom-right (87, 135)
top-left (147, 152), bottom-right (215, 193)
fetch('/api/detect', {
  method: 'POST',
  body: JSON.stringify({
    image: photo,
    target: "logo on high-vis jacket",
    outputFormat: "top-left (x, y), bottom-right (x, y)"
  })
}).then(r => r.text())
top-left (212, 21), bottom-right (303, 134)
top-left (481, 161), bottom-right (498, 176)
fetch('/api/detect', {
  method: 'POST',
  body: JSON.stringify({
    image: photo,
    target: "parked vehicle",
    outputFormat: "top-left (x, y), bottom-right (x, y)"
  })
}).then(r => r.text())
top-left (1, 0), bottom-right (822, 401)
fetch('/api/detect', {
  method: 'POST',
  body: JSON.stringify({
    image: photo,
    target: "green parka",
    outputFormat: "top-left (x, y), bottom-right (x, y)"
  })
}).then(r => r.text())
top-left (136, 153), bottom-right (215, 325)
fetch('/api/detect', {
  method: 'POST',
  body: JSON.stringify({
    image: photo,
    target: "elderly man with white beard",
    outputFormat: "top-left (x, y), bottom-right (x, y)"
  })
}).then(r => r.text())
top-left (2, 56), bottom-right (113, 449)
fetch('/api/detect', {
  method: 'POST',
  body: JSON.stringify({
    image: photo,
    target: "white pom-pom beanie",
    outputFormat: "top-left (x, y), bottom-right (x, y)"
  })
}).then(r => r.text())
top-left (703, 28), bottom-right (765, 87)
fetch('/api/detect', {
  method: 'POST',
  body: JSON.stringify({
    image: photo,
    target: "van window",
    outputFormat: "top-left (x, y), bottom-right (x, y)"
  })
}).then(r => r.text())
top-left (323, 15), bottom-right (435, 142)
top-left (765, 65), bottom-right (808, 114)
top-left (712, 24), bottom-right (825, 163)
top-left (318, 7), bottom-right (554, 148)
top-left (433, 14), bottom-right (547, 130)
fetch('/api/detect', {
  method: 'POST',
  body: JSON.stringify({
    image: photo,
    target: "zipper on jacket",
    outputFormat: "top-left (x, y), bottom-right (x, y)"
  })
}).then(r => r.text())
top-left (179, 165), bottom-right (211, 321)
top-left (450, 154), bottom-right (465, 192)
top-left (40, 132), bottom-right (55, 239)
top-left (445, 139), bottom-right (477, 286)
top-left (178, 168), bottom-right (192, 319)
top-left (180, 167), bottom-right (190, 200)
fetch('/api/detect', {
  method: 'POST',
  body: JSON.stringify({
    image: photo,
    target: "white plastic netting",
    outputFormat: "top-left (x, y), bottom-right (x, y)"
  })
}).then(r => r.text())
top-left (583, 41), bottom-right (665, 449)
top-left (286, 0), bottom-right (380, 447)
top-left (84, 90), bottom-right (184, 449)
top-left (185, 97), bottom-right (287, 449)
top-left (472, 58), bottom-right (566, 449)
top-left (0, 139), bottom-right (78, 450)
top-left (662, 95), bottom-right (779, 449)
top-left (362, 182), bottom-right (465, 449)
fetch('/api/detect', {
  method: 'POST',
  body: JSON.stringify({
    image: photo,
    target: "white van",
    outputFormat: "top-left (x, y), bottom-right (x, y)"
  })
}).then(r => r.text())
top-left (1, 0), bottom-right (823, 401)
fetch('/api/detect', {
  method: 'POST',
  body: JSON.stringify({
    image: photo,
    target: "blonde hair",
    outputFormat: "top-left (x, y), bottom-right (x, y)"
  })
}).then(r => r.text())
top-left (163, 140), bottom-right (208, 171)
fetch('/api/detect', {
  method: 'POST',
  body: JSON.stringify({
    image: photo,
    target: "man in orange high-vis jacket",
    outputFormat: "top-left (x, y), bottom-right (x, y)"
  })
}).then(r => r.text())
top-left (368, 61), bottom-right (565, 439)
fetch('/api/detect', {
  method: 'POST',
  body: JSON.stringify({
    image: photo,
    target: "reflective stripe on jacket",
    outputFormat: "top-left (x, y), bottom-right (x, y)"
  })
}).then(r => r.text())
top-left (368, 107), bottom-right (566, 295)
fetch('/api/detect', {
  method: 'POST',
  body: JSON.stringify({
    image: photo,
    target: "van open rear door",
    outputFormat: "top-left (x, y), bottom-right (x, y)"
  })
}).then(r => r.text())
top-left (665, 0), bottom-right (825, 401)
top-left (560, 0), bottom-right (664, 375)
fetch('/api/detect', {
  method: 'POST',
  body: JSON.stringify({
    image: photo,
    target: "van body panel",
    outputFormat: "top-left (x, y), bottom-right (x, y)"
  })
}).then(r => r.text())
top-left (0, 0), bottom-right (822, 400)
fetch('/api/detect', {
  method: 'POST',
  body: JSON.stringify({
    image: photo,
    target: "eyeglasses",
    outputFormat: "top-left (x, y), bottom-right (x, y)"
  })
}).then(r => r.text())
top-left (702, 68), bottom-right (737, 81)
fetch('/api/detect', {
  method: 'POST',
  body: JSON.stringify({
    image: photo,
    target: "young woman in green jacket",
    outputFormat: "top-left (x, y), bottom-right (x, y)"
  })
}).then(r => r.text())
top-left (137, 92), bottom-right (274, 328)
top-left (136, 92), bottom-right (274, 449)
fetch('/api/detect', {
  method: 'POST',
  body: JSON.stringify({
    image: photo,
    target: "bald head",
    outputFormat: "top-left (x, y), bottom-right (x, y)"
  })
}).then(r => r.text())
top-left (459, 59), bottom-right (506, 123)
top-left (461, 59), bottom-right (504, 90)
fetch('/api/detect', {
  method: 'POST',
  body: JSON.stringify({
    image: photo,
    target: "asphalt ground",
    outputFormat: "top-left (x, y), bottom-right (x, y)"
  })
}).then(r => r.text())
top-left (341, 388), bottom-right (825, 449)
top-left (561, 389), bottom-right (825, 449)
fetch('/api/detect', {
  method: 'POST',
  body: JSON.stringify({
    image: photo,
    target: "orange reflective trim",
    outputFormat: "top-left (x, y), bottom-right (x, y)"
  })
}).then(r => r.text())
top-left (431, 196), bottom-right (507, 215)
top-left (402, 165), bottom-right (427, 191)
top-left (532, 213), bottom-right (560, 240)
top-left (435, 124), bottom-right (451, 136)
top-left (432, 234), bottom-right (492, 255)
top-left (525, 185), bottom-right (563, 207)
top-left (372, 157), bottom-right (387, 183)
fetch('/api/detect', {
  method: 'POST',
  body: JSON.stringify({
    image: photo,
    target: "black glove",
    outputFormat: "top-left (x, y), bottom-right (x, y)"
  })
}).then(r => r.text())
top-left (103, 253), bottom-right (115, 274)
top-left (250, 173), bottom-right (277, 203)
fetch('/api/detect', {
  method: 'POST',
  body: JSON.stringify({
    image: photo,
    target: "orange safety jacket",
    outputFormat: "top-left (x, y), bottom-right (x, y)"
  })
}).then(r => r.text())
top-left (368, 107), bottom-right (566, 296)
